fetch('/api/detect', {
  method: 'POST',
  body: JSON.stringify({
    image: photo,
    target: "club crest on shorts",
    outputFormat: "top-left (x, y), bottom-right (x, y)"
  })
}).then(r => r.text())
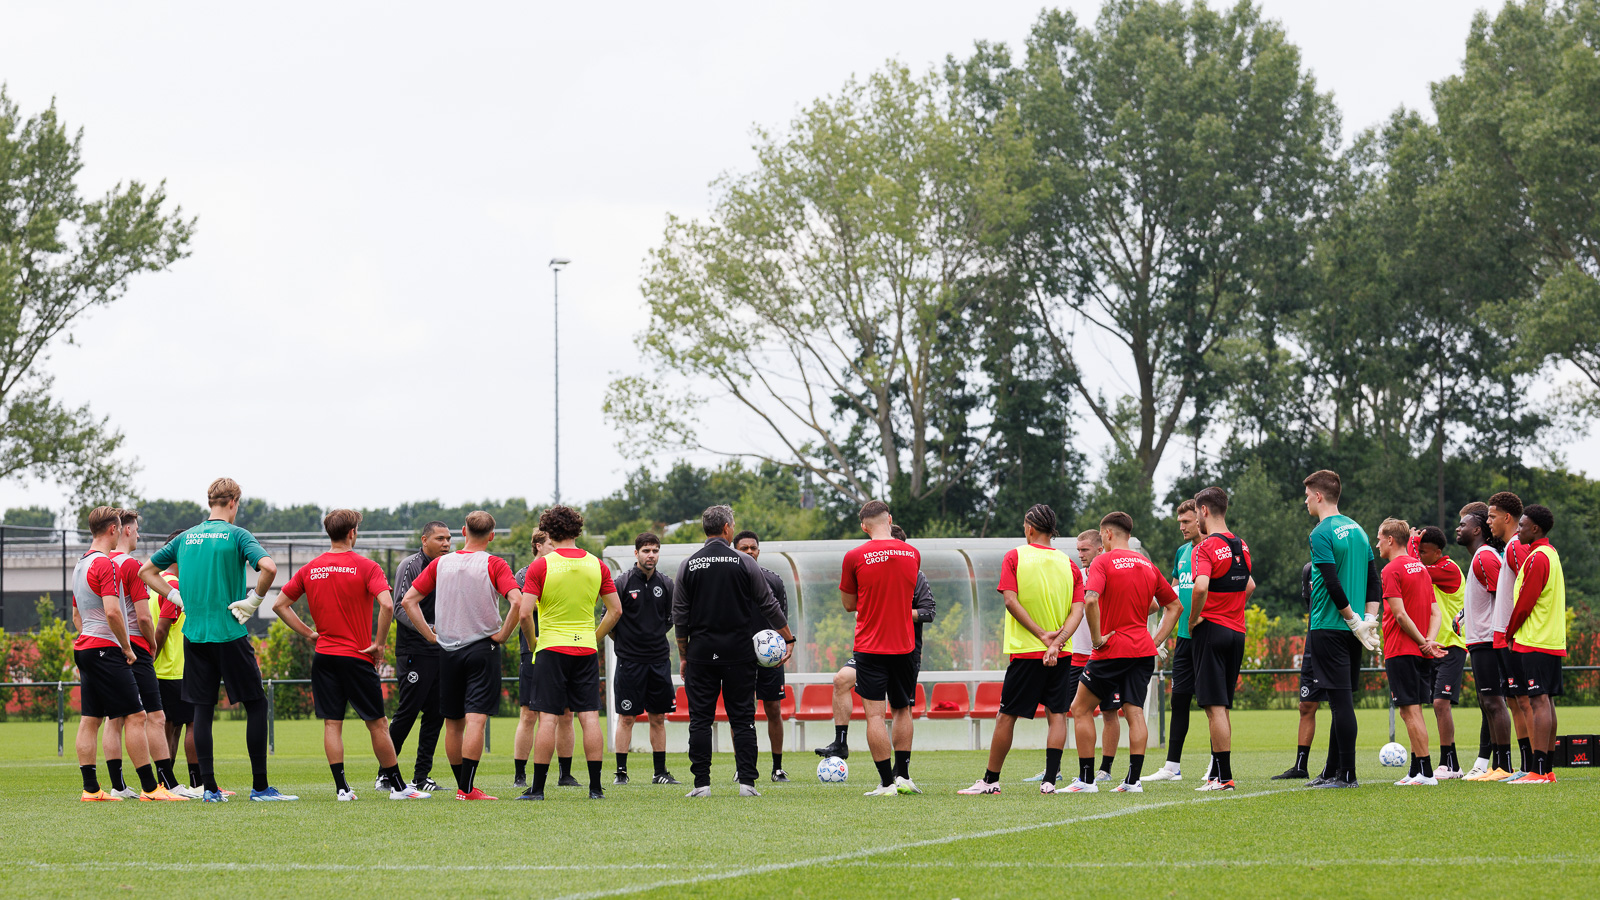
top-left (620, 698), bottom-right (632, 711)
top-left (407, 670), bottom-right (419, 683)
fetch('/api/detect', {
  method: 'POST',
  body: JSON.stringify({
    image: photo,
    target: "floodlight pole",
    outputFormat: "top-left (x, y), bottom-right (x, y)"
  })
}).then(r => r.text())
top-left (550, 258), bottom-right (571, 506)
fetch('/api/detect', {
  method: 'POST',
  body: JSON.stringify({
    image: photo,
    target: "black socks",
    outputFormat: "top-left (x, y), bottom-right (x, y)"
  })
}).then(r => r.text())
top-left (81, 764), bottom-right (100, 793)
top-left (155, 757), bottom-right (178, 790)
top-left (1439, 744), bottom-right (1457, 771)
top-left (1214, 752), bottom-right (1233, 782)
top-left (1126, 754), bottom-right (1144, 785)
top-left (653, 750), bottom-right (668, 776)
top-left (1167, 692), bottom-right (1192, 762)
top-left (187, 763), bottom-right (202, 788)
top-left (331, 763), bottom-right (350, 793)
top-left (1078, 757), bottom-right (1095, 784)
top-left (1518, 737), bottom-right (1532, 771)
top-left (107, 759), bottom-right (127, 792)
top-left (615, 753), bottom-right (627, 773)
top-left (834, 725), bottom-right (849, 744)
top-left (1099, 754), bottom-right (1115, 774)
top-left (1043, 747), bottom-right (1063, 784)
top-left (379, 765), bottom-right (404, 792)
top-left (893, 751), bottom-right (910, 780)
top-left (532, 762), bottom-right (550, 793)
top-left (588, 759), bottom-right (603, 792)
top-left (460, 757), bottom-right (479, 793)
top-left (135, 764), bottom-right (158, 793)
top-left (1294, 744), bottom-right (1310, 772)
top-left (874, 758), bottom-right (894, 787)
top-left (559, 756), bottom-right (573, 780)
top-left (773, 752), bottom-right (784, 773)
top-left (983, 769), bottom-right (1001, 785)
top-left (515, 758), bottom-right (528, 780)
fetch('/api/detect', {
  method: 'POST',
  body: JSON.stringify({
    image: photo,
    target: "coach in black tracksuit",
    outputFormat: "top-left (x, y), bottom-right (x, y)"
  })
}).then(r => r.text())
top-left (387, 521), bottom-right (451, 789)
top-left (674, 505), bottom-right (795, 794)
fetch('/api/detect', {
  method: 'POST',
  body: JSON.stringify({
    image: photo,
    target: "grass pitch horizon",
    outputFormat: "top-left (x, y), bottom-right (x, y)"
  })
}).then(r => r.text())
top-left (2, 707), bottom-right (1597, 898)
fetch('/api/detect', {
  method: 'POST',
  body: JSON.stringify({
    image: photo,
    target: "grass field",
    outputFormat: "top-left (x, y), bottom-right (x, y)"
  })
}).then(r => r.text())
top-left (2, 708), bottom-right (1598, 898)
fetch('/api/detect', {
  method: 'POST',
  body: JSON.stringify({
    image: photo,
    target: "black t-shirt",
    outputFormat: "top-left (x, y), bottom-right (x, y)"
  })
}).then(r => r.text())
top-left (611, 565), bottom-right (675, 662)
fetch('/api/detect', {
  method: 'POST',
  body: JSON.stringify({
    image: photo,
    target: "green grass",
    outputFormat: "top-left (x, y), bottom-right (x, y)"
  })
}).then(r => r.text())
top-left (3, 708), bottom-right (1599, 898)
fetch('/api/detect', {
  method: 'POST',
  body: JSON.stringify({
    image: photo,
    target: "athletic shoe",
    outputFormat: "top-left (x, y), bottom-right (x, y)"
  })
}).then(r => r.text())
top-left (1434, 766), bottom-right (1463, 780)
top-left (1193, 779), bottom-right (1216, 791)
top-left (1143, 767), bottom-right (1182, 782)
top-left (80, 789), bottom-right (121, 802)
top-left (771, 769), bottom-right (789, 783)
top-left (512, 775), bottom-right (528, 788)
top-left (863, 783), bottom-right (898, 796)
top-left (109, 786), bottom-right (139, 800)
top-left (814, 741), bottom-right (849, 759)
top-left (1271, 767), bottom-right (1310, 780)
top-left (249, 787), bottom-right (299, 801)
top-left (415, 777), bottom-right (441, 792)
top-left (653, 772), bottom-right (680, 785)
top-left (1063, 778), bottom-right (1098, 793)
top-left (201, 789), bottom-right (228, 802)
top-left (140, 786), bottom-right (188, 801)
top-left (1309, 777), bottom-right (1358, 789)
top-left (557, 773), bottom-right (582, 788)
top-left (590, 788), bottom-right (605, 799)
top-left (1113, 781), bottom-right (1143, 793)
top-left (1507, 772), bottom-right (1550, 784)
top-left (1393, 775), bottom-right (1417, 786)
top-left (957, 779), bottom-right (1002, 795)
top-left (515, 788), bottom-right (544, 801)
top-left (1196, 779), bottom-right (1235, 792)
top-left (684, 786), bottom-right (711, 798)
top-left (738, 783), bottom-right (761, 797)
top-left (1411, 775), bottom-right (1439, 785)
top-left (1038, 781), bottom-right (1057, 794)
top-left (1461, 766), bottom-right (1491, 781)
top-left (613, 770), bottom-right (629, 785)
top-left (1094, 770), bottom-right (1112, 783)
top-left (171, 784), bottom-right (205, 799)
top-left (894, 776), bottom-right (921, 795)
top-left (1499, 769), bottom-right (1527, 782)
top-left (376, 775), bottom-right (389, 791)
top-left (1305, 774), bottom-right (1332, 787)
top-left (337, 789), bottom-right (358, 801)
top-left (1023, 770), bottom-right (1046, 782)
top-left (1474, 767), bottom-right (1512, 782)
top-left (220, 789), bottom-right (236, 797)
top-left (455, 788), bottom-right (497, 800)
top-left (390, 785), bottom-right (430, 799)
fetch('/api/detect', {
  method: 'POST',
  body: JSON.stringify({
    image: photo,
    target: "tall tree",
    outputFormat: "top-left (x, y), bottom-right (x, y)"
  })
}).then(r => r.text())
top-left (1432, 0), bottom-right (1600, 410)
top-left (605, 62), bottom-right (1033, 508)
top-left (0, 88), bottom-right (193, 503)
top-left (957, 1), bottom-right (1340, 484)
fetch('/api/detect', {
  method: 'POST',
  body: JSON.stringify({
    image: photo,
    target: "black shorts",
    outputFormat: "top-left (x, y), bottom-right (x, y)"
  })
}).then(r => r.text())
top-left (158, 678), bottom-right (192, 724)
top-left (755, 663), bottom-right (786, 702)
top-left (1170, 636), bottom-right (1195, 695)
top-left (1080, 656), bottom-right (1154, 710)
top-left (312, 652), bottom-right (386, 721)
top-left (998, 656), bottom-right (1071, 718)
top-left (1499, 646), bottom-right (1526, 696)
top-left (613, 657), bottom-right (675, 716)
top-left (518, 659), bottom-right (536, 709)
top-left (439, 638), bottom-right (503, 718)
top-left (1305, 628), bottom-right (1362, 698)
top-left (75, 646), bottom-right (143, 720)
top-left (1385, 655), bottom-right (1431, 707)
top-left (182, 636), bottom-right (265, 706)
top-left (853, 651), bottom-right (915, 709)
top-left (1468, 642), bottom-right (1504, 697)
top-left (1514, 650), bottom-right (1563, 697)
top-left (1430, 645), bottom-right (1467, 704)
top-left (1191, 621), bottom-right (1245, 709)
top-left (529, 649), bottom-right (600, 715)
top-left (131, 645), bottom-right (162, 713)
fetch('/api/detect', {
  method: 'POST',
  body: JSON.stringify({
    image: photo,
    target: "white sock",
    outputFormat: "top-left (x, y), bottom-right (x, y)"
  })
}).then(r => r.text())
top-left (1162, 760), bottom-right (1181, 773)
top-left (1473, 756), bottom-right (1490, 771)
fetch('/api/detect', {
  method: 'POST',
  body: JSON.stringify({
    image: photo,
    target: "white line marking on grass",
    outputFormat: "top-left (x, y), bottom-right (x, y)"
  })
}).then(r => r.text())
top-left (14, 862), bottom-right (731, 874)
top-left (548, 787), bottom-right (1294, 900)
top-left (858, 855), bottom-right (1595, 870)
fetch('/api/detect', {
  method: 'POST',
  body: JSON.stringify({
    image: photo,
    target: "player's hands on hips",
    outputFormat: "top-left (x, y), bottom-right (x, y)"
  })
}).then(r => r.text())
top-left (228, 590), bottom-right (265, 624)
top-left (123, 647), bottom-right (136, 665)
top-left (360, 641), bottom-right (382, 663)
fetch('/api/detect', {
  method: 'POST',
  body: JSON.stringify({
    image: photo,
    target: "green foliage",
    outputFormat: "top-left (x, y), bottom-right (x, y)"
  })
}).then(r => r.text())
top-left (257, 619), bottom-right (316, 719)
top-left (2, 505), bottom-right (53, 529)
top-left (129, 498), bottom-right (206, 537)
top-left (0, 86), bottom-right (193, 504)
top-left (585, 461), bottom-right (849, 546)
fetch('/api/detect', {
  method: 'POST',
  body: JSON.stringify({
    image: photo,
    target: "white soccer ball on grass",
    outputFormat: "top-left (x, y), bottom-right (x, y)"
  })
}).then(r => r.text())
top-left (1379, 742), bottom-right (1408, 767)
top-left (817, 756), bottom-right (848, 782)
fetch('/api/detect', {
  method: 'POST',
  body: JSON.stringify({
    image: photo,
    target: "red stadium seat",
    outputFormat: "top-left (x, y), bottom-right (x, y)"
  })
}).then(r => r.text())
top-left (971, 682), bottom-right (1003, 719)
top-left (794, 683), bottom-right (834, 721)
top-left (664, 686), bottom-right (690, 722)
top-left (715, 694), bottom-right (728, 722)
top-left (925, 683), bottom-right (969, 719)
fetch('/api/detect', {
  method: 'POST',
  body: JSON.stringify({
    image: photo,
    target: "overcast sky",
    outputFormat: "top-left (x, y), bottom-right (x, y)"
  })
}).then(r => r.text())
top-left (1, 0), bottom-right (1586, 519)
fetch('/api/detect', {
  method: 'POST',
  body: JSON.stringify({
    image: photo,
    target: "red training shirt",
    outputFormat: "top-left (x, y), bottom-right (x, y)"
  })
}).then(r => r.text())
top-left (996, 544), bottom-right (1084, 659)
top-left (1085, 549), bottom-right (1178, 659)
top-left (279, 551), bottom-right (392, 661)
top-left (1190, 533), bottom-right (1252, 633)
top-left (1381, 555), bottom-right (1435, 659)
top-left (840, 538), bottom-right (921, 655)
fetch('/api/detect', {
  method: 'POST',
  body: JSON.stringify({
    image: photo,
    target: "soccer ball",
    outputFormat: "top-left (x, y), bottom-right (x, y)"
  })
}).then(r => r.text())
top-left (753, 629), bottom-right (786, 668)
top-left (1379, 742), bottom-right (1408, 767)
top-left (817, 756), bottom-right (848, 783)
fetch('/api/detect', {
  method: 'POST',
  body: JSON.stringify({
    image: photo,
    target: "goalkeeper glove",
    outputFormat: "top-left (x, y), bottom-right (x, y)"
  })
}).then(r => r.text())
top-left (228, 590), bottom-right (265, 624)
top-left (1348, 614), bottom-right (1381, 652)
top-left (166, 588), bottom-right (184, 611)
top-left (1156, 644), bottom-right (1169, 662)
